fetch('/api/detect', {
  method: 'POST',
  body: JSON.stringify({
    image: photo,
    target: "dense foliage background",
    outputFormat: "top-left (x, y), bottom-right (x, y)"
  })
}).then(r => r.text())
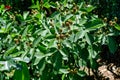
top-left (0, 0), bottom-right (120, 80)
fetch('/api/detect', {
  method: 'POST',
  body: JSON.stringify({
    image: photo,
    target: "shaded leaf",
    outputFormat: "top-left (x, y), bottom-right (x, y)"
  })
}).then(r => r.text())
top-left (13, 62), bottom-right (30, 80)
top-left (107, 36), bottom-right (118, 54)
top-left (85, 19), bottom-right (106, 31)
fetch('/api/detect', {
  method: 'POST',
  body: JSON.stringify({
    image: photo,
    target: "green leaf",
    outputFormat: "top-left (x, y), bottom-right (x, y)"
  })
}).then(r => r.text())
top-left (34, 56), bottom-right (45, 65)
top-left (79, 19), bottom-right (87, 26)
top-left (59, 69), bottom-right (69, 74)
top-left (0, 27), bottom-right (6, 33)
top-left (5, 22), bottom-right (12, 33)
top-left (4, 45), bottom-right (16, 57)
top-left (59, 50), bottom-right (68, 60)
top-left (41, 30), bottom-right (49, 37)
top-left (38, 45), bottom-right (47, 53)
top-left (43, 2), bottom-right (51, 9)
top-left (89, 59), bottom-right (98, 69)
top-left (63, 40), bottom-right (72, 48)
top-left (47, 39), bottom-right (57, 48)
top-left (22, 26), bottom-right (29, 37)
top-left (74, 30), bottom-right (86, 42)
top-left (50, 1), bottom-right (57, 8)
top-left (85, 19), bottom-right (106, 31)
top-left (62, 74), bottom-right (66, 80)
top-left (11, 51), bottom-right (24, 57)
top-left (0, 61), bottom-right (9, 71)
top-left (81, 5), bottom-right (95, 12)
top-left (13, 62), bottom-right (30, 80)
top-left (50, 28), bottom-right (55, 34)
top-left (78, 59), bottom-right (87, 67)
top-left (63, 14), bottom-right (73, 22)
top-left (77, 70), bottom-right (86, 77)
top-left (50, 11), bottom-right (60, 18)
top-left (23, 11), bottom-right (29, 20)
top-left (107, 36), bottom-right (118, 54)
top-left (45, 34), bottom-right (56, 39)
top-left (53, 53), bottom-right (62, 70)
top-left (85, 33), bottom-right (93, 45)
top-left (33, 36), bottom-right (41, 47)
top-left (114, 24), bottom-right (120, 30)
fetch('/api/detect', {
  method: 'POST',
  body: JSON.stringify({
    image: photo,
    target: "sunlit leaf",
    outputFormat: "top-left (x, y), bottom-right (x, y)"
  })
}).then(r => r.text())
top-left (4, 45), bottom-right (16, 57)
top-left (43, 2), bottom-right (51, 9)
top-left (33, 36), bottom-right (41, 47)
top-left (59, 69), bottom-right (69, 74)
top-left (114, 24), bottom-right (120, 31)
top-left (23, 11), bottom-right (29, 20)
top-left (77, 70), bottom-right (86, 77)
top-left (81, 5), bottom-right (96, 12)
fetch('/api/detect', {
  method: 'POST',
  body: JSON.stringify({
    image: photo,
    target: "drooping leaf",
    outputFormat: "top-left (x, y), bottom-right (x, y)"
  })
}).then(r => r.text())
top-left (38, 45), bottom-right (47, 53)
top-left (62, 14), bottom-right (73, 22)
top-left (43, 2), bottom-right (51, 9)
top-left (77, 70), bottom-right (86, 77)
top-left (33, 36), bottom-right (41, 47)
top-left (59, 50), bottom-right (68, 60)
top-left (74, 30), bottom-right (86, 42)
top-left (114, 24), bottom-right (120, 31)
top-left (34, 55), bottom-right (45, 65)
top-left (80, 5), bottom-right (96, 13)
top-left (78, 59), bottom-right (87, 67)
top-left (63, 40), bottom-right (72, 48)
top-left (22, 26), bottom-right (29, 37)
top-left (85, 19), bottom-right (106, 31)
top-left (89, 58), bottom-right (98, 69)
top-left (4, 45), bottom-right (16, 57)
top-left (45, 34), bottom-right (56, 39)
top-left (85, 33), bottom-right (93, 45)
top-left (107, 36), bottom-right (118, 54)
top-left (59, 69), bottom-right (69, 74)
top-left (11, 51), bottom-right (24, 57)
top-left (47, 39), bottom-right (57, 48)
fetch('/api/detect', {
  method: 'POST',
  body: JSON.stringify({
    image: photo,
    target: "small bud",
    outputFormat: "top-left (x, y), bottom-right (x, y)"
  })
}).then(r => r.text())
top-left (109, 21), bottom-right (113, 26)
top-left (65, 21), bottom-right (70, 27)
top-left (14, 38), bottom-right (19, 44)
top-left (57, 43), bottom-right (61, 49)
top-left (60, 34), bottom-right (65, 39)
top-left (68, 31), bottom-right (72, 34)
top-left (56, 34), bottom-right (60, 40)
top-left (49, 22), bottom-right (54, 27)
top-left (26, 34), bottom-right (31, 37)
top-left (103, 17), bottom-right (107, 22)
top-left (18, 35), bottom-right (22, 39)
top-left (114, 17), bottom-right (118, 22)
top-left (62, 22), bottom-right (65, 27)
top-left (65, 33), bottom-right (70, 37)
top-left (59, 29), bottom-right (62, 33)
top-left (68, 20), bottom-right (73, 25)
top-left (29, 42), bottom-right (32, 47)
